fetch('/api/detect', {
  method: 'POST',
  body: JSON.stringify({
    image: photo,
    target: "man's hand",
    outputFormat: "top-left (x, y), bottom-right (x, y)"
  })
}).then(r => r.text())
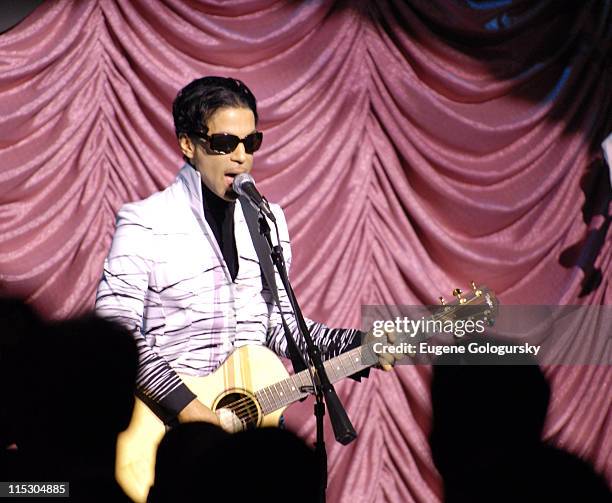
top-left (177, 398), bottom-right (220, 425)
top-left (365, 328), bottom-right (405, 371)
top-left (216, 407), bottom-right (244, 433)
top-left (177, 399), bottom-right (244, 433)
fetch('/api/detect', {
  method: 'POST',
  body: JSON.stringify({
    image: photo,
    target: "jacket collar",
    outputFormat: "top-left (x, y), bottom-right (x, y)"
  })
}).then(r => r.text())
top-left (175, 163), bottom-right (249, 284)
top-left (177, 163), bottom-right (203, 208)
top-left (176, 162), bottom-right (246, 223)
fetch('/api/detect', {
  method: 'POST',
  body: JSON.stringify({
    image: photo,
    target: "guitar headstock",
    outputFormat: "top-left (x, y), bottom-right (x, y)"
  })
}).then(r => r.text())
top-left (436, 281), bottom-right (498, 335)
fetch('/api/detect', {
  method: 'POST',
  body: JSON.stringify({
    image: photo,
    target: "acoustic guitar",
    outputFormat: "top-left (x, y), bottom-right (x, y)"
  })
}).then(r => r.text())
top-left (116, 284), bottom-right (498, 502)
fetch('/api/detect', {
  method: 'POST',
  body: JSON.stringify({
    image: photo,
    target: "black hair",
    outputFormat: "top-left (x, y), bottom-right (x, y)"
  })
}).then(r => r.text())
top-left (172, 76), bottom-right (258, 139)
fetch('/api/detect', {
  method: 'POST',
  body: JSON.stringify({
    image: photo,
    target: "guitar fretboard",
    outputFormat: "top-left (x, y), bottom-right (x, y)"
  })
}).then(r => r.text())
top-left (254, 344), bottom-right (378, 415)
top-left (253, 287), bottom-right (497, 415)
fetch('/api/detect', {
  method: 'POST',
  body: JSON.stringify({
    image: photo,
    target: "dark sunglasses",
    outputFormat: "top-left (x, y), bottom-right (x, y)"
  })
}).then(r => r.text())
top-left (192, 131), bottom-right (263, 155)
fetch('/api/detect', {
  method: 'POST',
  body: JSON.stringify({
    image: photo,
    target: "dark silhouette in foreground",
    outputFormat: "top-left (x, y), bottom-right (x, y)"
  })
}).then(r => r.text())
top-left (0, 296), bottom-right (43, 481)
top-left (149, 423), bottom-right (319, 503)
top-left (430, 338), bottom-right (610, 502)
top-left (11, 314), bottom-right (138, 502)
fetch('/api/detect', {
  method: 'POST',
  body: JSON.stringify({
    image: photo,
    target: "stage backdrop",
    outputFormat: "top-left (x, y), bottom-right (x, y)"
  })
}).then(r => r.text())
top-left (1, 0), bottom-right (610, 500)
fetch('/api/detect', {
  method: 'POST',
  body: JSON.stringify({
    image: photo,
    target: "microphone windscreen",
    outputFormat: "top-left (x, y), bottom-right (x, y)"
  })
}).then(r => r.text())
top-left (233, 173), bottom-right (255, 196)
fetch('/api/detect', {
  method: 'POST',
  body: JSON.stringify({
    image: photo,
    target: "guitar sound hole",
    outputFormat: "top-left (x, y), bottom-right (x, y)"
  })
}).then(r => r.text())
top-left (216, 391), bottom-right (260, 430)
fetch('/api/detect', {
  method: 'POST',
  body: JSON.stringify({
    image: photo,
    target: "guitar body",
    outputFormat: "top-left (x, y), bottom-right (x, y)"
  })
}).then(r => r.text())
top-left (115, 344), bottom-right (290, 503)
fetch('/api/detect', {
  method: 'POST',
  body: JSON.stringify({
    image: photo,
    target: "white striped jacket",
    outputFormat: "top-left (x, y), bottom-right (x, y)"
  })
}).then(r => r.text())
top-left (95, 165), bottom-right (362, 421)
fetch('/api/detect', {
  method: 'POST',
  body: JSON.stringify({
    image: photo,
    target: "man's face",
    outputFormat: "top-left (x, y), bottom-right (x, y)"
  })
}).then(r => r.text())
top-left (180, 107), bottom-right (256, 201)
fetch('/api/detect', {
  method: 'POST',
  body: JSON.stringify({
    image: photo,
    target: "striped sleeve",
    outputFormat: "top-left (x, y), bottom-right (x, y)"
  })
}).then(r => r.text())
top-left (95, 204), bottom-right (195, 422)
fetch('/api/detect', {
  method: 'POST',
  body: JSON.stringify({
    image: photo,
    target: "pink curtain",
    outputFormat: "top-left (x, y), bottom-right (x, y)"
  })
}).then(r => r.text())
top-left (1, 0), bottom-right (610, 500)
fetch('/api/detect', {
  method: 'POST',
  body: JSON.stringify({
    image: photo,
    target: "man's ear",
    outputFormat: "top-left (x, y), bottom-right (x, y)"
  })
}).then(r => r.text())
top-left (178, 134), bottom-right (195, 160)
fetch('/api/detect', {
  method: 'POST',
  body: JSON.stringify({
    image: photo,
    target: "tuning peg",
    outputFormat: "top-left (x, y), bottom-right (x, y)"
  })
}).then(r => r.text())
top-left (453, 288), bottom-right (467, 304)
top-left (439, 296), bottom-right (446, 306)
top-left (470, 281), bottom-right (482, 297)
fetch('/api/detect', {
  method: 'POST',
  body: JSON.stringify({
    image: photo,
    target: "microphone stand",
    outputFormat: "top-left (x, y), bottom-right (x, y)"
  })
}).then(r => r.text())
top-left (256, 212), bottom-right (357, 503)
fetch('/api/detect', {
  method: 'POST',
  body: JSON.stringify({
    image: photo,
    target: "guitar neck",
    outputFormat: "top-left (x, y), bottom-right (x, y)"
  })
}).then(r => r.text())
top-left (254, 285), bottom-right (498, 415)
top-left (255, 344), bottom-right (377, 415)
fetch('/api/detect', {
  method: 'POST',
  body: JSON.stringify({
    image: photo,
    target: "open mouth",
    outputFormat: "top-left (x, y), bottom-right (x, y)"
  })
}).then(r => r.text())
top-left (224, 171), bottom-right (244, 183)
top-left (224, 172), bottom-right (239, 188)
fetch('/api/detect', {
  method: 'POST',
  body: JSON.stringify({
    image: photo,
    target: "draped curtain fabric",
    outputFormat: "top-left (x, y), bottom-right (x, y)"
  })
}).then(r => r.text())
top-left (1, 0), bottom-right (610, 500)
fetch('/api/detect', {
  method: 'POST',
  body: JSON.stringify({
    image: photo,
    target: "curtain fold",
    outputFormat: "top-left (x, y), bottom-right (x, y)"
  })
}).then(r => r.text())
top-left (1, 1), bottom-right (610, 500)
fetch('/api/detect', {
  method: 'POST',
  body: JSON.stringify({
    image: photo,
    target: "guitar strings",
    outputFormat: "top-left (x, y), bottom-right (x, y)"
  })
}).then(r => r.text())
top-left (221, 294), bottom-right (489, 425)
top-left (217, 389), bottom-right (277, 419)
top-left (224, 388), bottom-right (284, 421)
top-left (223, 312), bottom-right (450, 421)
top-left (220, 379), bottom-right (299, 423)
top-left (217, 394), bottom-right (265, 424)
top-left (217, 376), bottom-right (303, 421)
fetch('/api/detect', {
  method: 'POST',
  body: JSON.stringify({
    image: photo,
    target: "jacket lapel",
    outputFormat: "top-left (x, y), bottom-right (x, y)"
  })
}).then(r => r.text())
top-left (177, 164), bottom-right (232, 284)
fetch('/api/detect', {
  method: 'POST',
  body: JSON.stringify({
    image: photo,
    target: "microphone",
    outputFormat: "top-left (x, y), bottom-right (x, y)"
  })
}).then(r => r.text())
top-left (233, 173), bottom-right (276, 223)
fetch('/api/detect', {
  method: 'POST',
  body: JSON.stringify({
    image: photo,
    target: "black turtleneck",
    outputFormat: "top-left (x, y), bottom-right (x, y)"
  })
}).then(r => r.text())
top-left (202, 183), bottom-right (238, 281)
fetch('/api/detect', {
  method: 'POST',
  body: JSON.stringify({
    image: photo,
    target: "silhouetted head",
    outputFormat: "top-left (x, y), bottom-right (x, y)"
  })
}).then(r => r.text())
top-left (430, 338), bottom-right (550, 485)
top-left (0, 296), bottom-right (42, 449)
top-left (14, 315), bottom-right (138, 456)
top-left (150, 425), bottom-right (319, 503)
top-left (149, 422), bottom-right (230, 502)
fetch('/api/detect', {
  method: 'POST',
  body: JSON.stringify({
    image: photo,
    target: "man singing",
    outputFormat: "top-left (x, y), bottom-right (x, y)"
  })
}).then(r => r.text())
top-left (96, 77), bottom-right (396, 427)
